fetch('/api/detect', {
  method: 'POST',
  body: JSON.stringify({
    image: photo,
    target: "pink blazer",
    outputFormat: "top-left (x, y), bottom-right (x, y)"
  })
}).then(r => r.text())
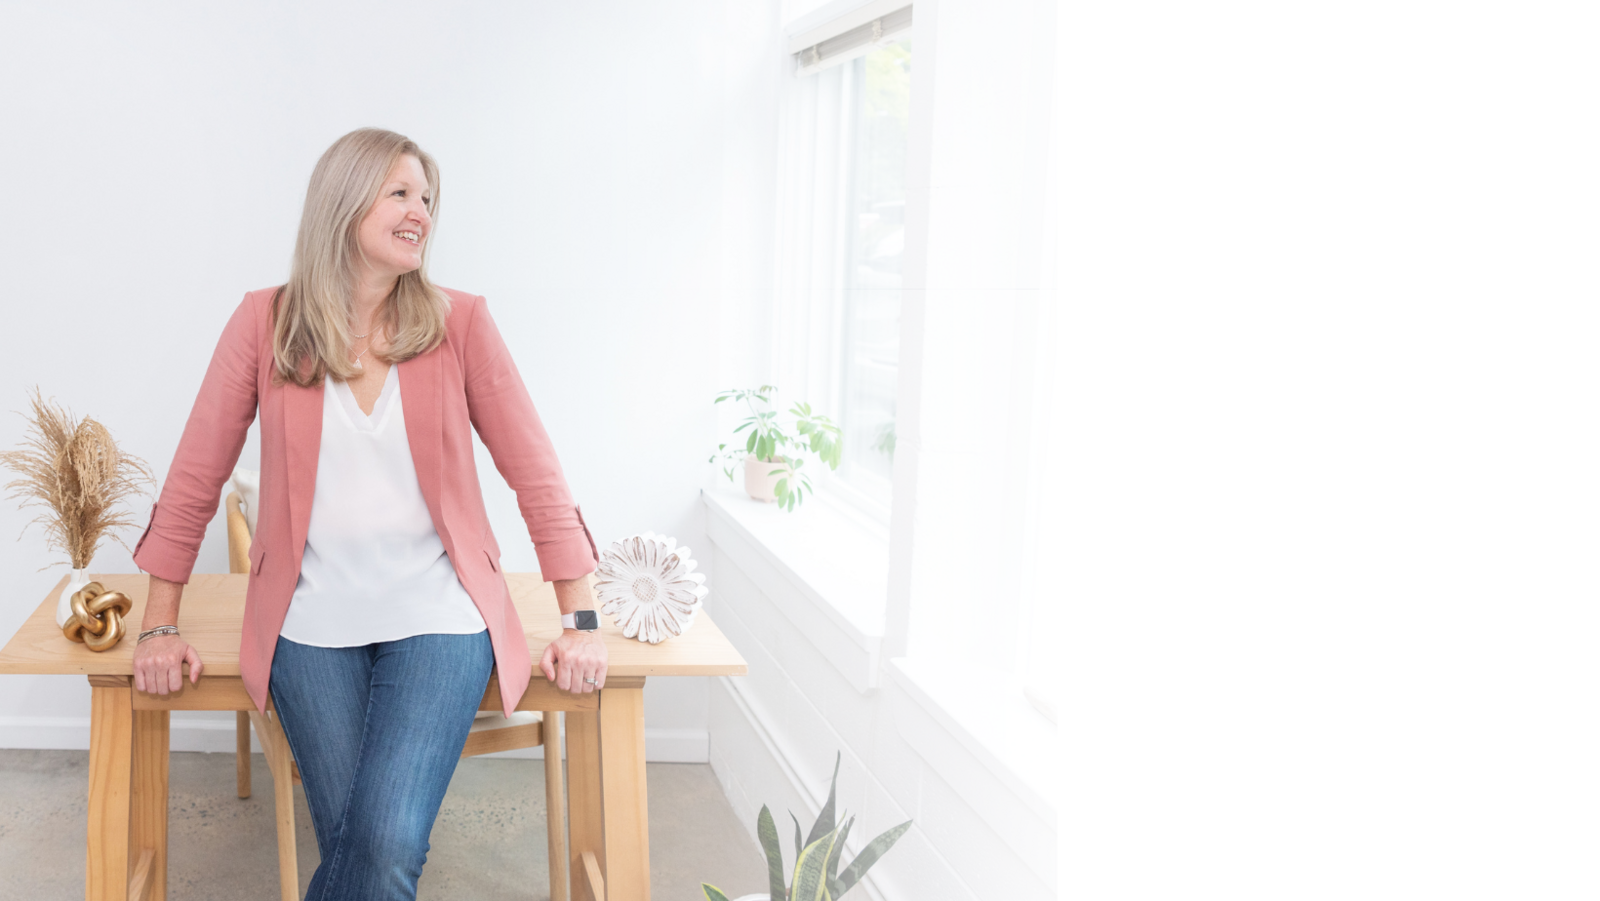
top-left (132, 287), bottom-right (598, 716)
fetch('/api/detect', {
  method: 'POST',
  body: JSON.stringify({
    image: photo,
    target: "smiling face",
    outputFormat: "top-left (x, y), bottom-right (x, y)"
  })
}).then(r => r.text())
top-left (354, 153), bottom-right (432, 283)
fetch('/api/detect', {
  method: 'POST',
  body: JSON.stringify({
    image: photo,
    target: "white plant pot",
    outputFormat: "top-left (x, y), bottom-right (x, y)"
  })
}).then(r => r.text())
top-left (743, 455), bottom-right (789, 503)
top-left (56, 567), bottom-right (92, 629)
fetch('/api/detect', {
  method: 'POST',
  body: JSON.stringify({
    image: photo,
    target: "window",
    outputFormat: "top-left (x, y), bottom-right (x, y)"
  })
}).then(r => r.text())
top-left (836, 39), bottom-right (911, 507)
top-left (775, 6), bottom-right (912, 519)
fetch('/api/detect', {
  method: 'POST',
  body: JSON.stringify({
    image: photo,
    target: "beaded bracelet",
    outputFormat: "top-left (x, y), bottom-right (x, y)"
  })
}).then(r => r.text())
top-left (137, 625), bottom-right (180, 644)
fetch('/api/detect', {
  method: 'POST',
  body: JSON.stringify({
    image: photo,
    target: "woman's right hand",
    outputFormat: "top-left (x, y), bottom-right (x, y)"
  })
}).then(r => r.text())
top-left (133, 634), bottom-right (204, 695)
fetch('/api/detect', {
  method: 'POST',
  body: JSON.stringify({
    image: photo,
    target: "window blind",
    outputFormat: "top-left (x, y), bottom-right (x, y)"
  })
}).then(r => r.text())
top-left (789, 2), bottom-right (912, 77)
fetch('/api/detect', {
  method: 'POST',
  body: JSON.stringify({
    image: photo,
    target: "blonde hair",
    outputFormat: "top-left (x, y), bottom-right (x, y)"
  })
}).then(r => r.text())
top-left (271, 128), bottom-right (450, 387)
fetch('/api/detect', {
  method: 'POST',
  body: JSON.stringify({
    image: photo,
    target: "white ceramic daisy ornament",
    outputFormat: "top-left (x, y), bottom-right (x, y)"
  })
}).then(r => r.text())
top-left (595, 532), bottom-right (708, 644)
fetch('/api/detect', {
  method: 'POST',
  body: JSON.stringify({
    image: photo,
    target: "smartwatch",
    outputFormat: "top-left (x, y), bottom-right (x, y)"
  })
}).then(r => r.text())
top-left (561, 610), bottom-right (600, 631)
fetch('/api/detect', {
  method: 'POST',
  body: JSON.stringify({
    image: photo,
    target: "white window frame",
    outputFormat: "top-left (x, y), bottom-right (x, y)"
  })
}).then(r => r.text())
top-left (771, 2), bottom-right (913, 525)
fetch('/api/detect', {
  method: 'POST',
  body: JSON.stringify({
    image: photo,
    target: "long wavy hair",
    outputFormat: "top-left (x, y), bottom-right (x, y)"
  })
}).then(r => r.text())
top-left (271, 128), bottom-right (450, 387)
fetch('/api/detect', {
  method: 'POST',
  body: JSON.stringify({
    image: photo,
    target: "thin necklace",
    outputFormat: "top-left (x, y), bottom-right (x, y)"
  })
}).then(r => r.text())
top-left (352, 335), bottom-right (376, 369)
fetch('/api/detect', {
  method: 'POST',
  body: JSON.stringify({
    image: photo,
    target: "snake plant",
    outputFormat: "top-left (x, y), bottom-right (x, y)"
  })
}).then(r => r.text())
top-left (703, 752), bottom-right (912, 901)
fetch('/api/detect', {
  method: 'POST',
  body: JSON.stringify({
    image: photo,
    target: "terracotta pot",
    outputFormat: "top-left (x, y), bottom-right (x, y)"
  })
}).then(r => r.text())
top-left (743, 455), bottom-right (790, 503)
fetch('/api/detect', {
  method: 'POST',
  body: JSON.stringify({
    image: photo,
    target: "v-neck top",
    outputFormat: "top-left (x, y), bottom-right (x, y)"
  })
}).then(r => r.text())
top-left (278, 364), bottom-right (487, 646)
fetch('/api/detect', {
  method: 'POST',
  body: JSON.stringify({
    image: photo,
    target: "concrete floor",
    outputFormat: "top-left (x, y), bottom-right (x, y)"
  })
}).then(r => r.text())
top-left (0, 747), bottom-right (768, 900)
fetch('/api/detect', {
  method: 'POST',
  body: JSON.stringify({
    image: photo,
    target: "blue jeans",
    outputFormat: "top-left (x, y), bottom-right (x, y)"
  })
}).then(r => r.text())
top-left (268, 630), bottom-right (495, 901)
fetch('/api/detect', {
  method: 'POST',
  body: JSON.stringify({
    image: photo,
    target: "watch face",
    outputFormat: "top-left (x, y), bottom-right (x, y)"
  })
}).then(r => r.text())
top-left (574, 610), bottom-right (599, 631)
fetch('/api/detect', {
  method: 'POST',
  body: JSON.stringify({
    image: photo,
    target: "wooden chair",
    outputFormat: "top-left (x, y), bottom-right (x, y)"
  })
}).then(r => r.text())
top-left (224, 491), bottom-right (571, 901)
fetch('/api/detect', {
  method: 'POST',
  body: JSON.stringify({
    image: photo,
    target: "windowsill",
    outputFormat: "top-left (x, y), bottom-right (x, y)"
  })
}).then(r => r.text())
top-left (819, 469), bottom-right (894, 527)
top-left (702, 485), bottom-right (888, 691)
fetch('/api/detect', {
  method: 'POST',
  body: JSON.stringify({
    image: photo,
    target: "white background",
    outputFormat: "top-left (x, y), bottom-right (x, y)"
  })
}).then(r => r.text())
top-left (1058, 1), bottom-right (1600, 896)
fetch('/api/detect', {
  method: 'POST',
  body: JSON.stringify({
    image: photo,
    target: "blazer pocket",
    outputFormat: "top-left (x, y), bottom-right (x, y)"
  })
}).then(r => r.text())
top-left (250, 547), bottom-right (266, 576)
top-left (484, 549), bottom-right (500, 573)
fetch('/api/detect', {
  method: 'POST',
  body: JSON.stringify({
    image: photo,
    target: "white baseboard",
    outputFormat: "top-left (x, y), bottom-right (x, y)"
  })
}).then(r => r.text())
top-left (0, 715), bottom-right (709, 763)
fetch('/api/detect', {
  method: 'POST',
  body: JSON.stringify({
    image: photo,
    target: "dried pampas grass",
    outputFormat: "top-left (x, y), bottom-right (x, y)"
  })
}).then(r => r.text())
top-left (0, 387), bottom-right (154, 570)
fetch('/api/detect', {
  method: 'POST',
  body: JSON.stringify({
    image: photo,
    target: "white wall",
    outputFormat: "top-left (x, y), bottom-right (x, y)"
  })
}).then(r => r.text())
top-left (703, 526), bottom-right (1057, 901)
top-left (0, 0), bottom-right (783, 760)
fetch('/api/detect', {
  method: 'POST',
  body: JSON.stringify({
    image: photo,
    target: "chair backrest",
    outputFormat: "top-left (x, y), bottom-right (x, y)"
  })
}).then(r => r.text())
top-left (224, 491), bottom-right (251, 575)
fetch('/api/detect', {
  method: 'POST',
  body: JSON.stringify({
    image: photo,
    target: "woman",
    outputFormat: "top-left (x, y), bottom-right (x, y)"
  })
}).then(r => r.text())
top-left (128, 127), bottom-right (606, 900)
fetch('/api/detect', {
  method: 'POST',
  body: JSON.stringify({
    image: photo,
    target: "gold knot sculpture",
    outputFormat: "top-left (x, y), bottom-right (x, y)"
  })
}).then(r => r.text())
top-left (61, 582), bottom-right (133, 652)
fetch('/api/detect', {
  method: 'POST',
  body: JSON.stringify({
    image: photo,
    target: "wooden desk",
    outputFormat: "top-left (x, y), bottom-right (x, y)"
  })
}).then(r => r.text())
top-left (0, 573), bottom-right (747, 901)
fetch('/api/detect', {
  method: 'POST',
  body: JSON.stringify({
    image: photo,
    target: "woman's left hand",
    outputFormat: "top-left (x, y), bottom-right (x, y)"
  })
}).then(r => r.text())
top-left (541, 630), bottom-right (608, 694)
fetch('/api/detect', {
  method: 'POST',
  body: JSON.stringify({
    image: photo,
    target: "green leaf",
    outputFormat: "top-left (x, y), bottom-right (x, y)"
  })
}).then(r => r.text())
top-left (806, 753), bottom-right (842, 848)
top-left (757, 805), bottom-right (788, 901)
top-left (825, 816), bottom-right (854, 892)
top-left (791, 829), bottom-right (841, 901)
top-left (702, 884), bottom-right (733, 901)
top-left (834, 820), bottom-right (912, 896)
top-left (791, 812), bottom-right (804, 863)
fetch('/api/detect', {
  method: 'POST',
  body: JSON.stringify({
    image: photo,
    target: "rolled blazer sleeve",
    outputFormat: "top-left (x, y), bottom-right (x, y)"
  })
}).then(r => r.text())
top-left (462, 295), bottom-right (598, 581)
top-left (133, 293), bottom-right (261, 583)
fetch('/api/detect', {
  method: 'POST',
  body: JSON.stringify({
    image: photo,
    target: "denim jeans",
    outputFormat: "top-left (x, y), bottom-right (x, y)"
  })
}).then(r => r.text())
top-left (268, 630), bottom-right (495, 901)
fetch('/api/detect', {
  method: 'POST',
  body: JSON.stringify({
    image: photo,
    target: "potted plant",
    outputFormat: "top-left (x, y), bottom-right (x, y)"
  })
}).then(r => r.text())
top-left (0, 387), bottom-right (153, 638)
top-left (702, 753), bottom-right (911, 901)
top-left (710, 386), bottom-right (842, 511)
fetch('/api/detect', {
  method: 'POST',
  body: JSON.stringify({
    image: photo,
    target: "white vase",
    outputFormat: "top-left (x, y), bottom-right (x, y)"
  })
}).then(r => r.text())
top-left (744, 455), bottom-right (790, 503)
top-left (56, 567), bottom-right (92, 629)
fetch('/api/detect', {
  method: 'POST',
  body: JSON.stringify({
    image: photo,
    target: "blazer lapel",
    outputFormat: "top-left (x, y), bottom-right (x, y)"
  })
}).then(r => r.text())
top-left (283, 376), bottom-right (324, 570)
top-left (399, 348), bottom-right (448, 546)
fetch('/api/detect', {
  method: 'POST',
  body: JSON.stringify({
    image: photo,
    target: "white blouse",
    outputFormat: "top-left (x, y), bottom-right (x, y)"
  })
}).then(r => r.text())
top-left (278, 363), bottom-right (487, 647)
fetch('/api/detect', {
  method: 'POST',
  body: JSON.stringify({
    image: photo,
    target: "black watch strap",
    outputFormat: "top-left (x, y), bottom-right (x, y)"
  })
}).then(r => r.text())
top-left (561, 610), bottom-right (599, 631)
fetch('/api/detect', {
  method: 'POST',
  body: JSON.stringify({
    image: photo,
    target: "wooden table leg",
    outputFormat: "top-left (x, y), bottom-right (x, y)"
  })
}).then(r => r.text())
top-left (599, 685), bottom-right (649, 901)
top-left (566, 708), bottom-right (604, 901)
top-left (130, 709), bottom-right (169, 901)
top-left (236, 711), bottom-right (252, 799)
top-left (87, 676), bottom-right (133, 901)
top-left (544, 711), bottom-right (571, 901)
